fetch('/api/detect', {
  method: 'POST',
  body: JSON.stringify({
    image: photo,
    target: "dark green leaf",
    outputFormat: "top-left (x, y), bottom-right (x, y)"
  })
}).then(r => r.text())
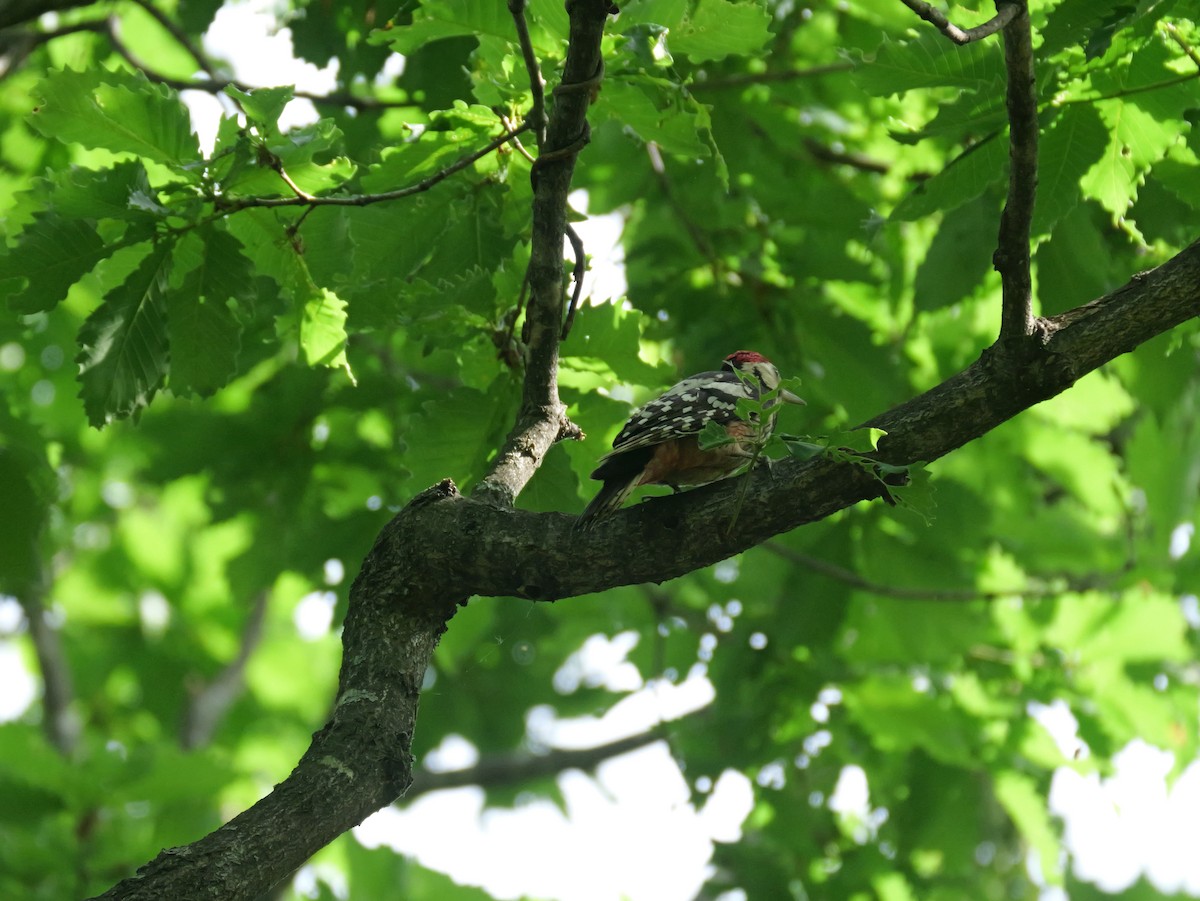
top-left (76, 241), bottom-right (173, 426)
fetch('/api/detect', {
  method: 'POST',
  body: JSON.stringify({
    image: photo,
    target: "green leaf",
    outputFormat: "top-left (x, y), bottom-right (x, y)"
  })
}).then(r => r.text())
top-left (29, 67), bottom-right (200, 168)
top-left (912, 190), bottom-right (999, 310)
top-left (0, 407), bottom-right (54, 596)
top-left (222, 119), bottom-right (356, 197)
top-left (993, 771), bottom-right (1062, 885)
top-left (0, 212), bottom-right (110, 313)
top-left (402, 378), bottom-right (519, 493)
top-left (225, 85), bottom-right (295, 128)
top-left (1080, 45), bottom-right (1190, 218)
top-left (698, 418), bottom-right (735, 450)
top-left (1034, 104), bottom-right (1110, 235)
top-left (167, 228), bottom-right (254, 397)
top-left (373, 0), bottom-right (515, 54)
top-left (669, 0), bottom-right (772, 63)
top-left (301, 289), bottom-right (354, 378)
top-left (50, 162), bottom-right (162, 222)
top-left (593, 78), bottom-right (712, 160)
top-left (853, 32), bottom-right (1004, 96)
top-left (891, 134), bottom-right (1007, 221)
top-left (76, 241), bottom-right (173, 426)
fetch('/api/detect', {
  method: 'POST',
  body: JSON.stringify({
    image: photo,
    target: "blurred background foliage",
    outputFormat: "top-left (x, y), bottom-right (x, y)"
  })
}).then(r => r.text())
top-left (1, 0), bottom-right (1199, 898)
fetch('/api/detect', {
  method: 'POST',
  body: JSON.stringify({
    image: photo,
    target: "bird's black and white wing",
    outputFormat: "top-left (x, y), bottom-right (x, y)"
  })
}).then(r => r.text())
top-left (603, 370), bottom-right (759, 457)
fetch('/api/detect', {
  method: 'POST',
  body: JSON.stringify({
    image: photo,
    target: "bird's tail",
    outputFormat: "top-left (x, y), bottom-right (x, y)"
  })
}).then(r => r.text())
top-left (576, 479), bottom-right (637, 529)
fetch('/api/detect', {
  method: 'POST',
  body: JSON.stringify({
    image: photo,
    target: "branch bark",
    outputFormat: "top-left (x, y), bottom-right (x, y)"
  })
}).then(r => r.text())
top-left (90, 168), bottom-right (1200, 901)
top-left (898, 0), bottom-right (1019, 45)
top-left (472, 0), bottom-right (607, 505)
top-left (993, 1), bottom-right (1038, 342)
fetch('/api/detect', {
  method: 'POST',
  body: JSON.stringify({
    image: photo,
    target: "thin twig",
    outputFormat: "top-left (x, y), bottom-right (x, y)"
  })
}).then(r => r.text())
top-left (993, 2), bottom-right (1037, 342)
top-left (218, 123), bottom-right (533, 213)
top-left (508, 0), bottom-right (547, 147)
top-left (691, 61), bottom-right (854, 91)
top-left (181, 590), bottom-right (270, 750)
top-left (646, 141), bottom-right (720, 268)
top-left (898, 0), bottom-right (1020, 45)
top-left (764, 542), bottom-right (1046, 601)
top-left (561, 223), bottom-right (586, 340)
top-left (405, 724), bottom-right (685, 797)
top-left (22, 588), bottom-right (80, 755)
top-left (1163, 20), bottom-right (1200, 70)
top-left (91, 16), bottom-right (409, 111)
top-left (803, 137), bottom-right (892, 174)
top-left (128, 0), bottom-right (219, 80)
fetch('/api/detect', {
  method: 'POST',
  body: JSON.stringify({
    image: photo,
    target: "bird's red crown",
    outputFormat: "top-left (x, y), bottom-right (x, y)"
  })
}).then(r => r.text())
top-left (724, 350), bottom-right (770, 366)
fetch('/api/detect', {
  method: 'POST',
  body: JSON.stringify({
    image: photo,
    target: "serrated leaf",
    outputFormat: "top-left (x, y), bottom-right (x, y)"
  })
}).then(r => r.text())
top-left (1080, 46), bottom-right (1190, 218)
top-left (593, 78), bottom-right (710, 159)
top-left (1033, 104), bottom-right (1110, 235)
top-left (402, 379), bottom-right (519, 492)
top-left (669, 0), bottom-right (772, 63)
top-left (698, 419), bottom-right (735, 450)
top-left (76, 242), bottom-right (173, 426)
top-left (301, 288), bottom-right (353, 379)
top-left (373, 0), bottom-right (515, 54)
top-left (853, 32), bottom-right (1004, 96)
top-left (166, 228), bottom-right (253, 397)
top-left (913, 190), bottom-right (999, 310)
top-left (225, 85), bottom-right (294, 128)
top-left (222, 120), bottom-right (355, 197)
top-left (0, 213), bottom-right (110, 313)
top-left (891, 87), bottom-right (1007, 145)
top-left (50, 162), bottom-right (161, 222)
top-left (891, 134), bottom-right (1007, 221)
top-left (1152, 153), bottom-right (1200, 210)
top-left (29, 67), bottom-right (200, 168)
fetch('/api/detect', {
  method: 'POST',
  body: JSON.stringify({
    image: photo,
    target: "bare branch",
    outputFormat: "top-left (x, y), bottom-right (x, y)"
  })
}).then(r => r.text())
top-left (898, 0), bottom-right (1019, 45)
top-left (561, 223), bottom-right (586, 340)
top-left (473, 3), bottom-right (611, 506)
top-left (0, 0), bottom-right (92, 29)
top-left (759, 542), bottom-right (1124, 601)
top-left (217, 123), bottom-right (533, 214)
top-left (993, 1), bottom-right (1037, 342)
top-left (127, 0), bottom-right (219, 81)
top-left (180, 590), bottom-right (269, 751)
top-left (508, 0), bottom-right (547, 146)
top-left (22, 588), bottom-right (80, 755)
top-left (692, 61), bottom-right (854, 91)
top-left (407, 727), bottom-right (678, 797)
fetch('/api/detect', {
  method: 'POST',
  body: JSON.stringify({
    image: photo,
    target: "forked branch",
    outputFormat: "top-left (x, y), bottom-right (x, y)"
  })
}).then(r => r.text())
top-left (899, 0), bottom-right (1020, 45)
top-left (902, 0), bottom-right (1037, 342)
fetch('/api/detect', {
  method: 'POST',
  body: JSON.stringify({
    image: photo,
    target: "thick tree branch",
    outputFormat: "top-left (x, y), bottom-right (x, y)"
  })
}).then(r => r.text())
top-left (993, 1), bottom-right (1037, 342)
top-left (899, 0), bottom-right (1019, 45)
top-left (91, 240), bottom-right (1200, 901)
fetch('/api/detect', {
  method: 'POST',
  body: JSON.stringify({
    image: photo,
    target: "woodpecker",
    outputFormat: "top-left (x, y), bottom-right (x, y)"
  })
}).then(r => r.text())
top-left (578, 350), bottom-right (805, 526)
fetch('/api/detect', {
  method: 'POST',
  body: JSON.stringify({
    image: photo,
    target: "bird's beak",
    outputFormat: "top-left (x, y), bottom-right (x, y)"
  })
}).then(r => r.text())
top-left (779, 389), bottom-right (806, 406)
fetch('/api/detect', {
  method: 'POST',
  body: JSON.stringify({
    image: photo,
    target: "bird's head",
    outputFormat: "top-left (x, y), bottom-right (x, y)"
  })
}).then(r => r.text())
top-left (722, 350), bottom-right (806, 405)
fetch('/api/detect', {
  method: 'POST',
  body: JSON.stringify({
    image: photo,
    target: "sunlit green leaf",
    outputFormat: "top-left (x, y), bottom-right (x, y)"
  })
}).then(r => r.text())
top-left (29, 67), bottom-right (200, 167)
